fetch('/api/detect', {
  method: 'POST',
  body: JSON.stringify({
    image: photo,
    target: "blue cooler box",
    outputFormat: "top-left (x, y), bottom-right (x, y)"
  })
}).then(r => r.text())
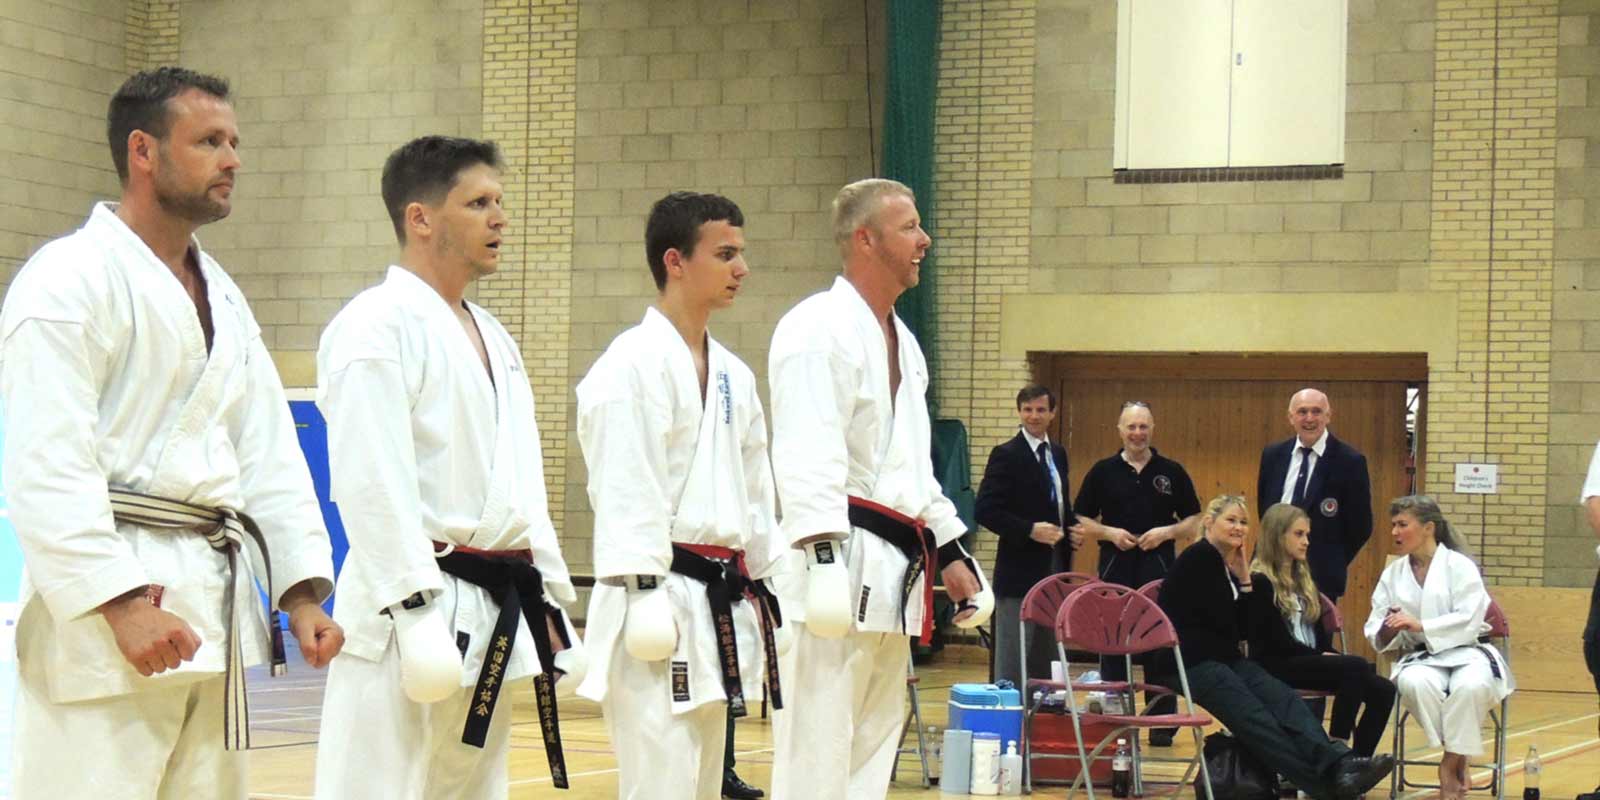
top-left (948, 683), bottom-right (1023, 748)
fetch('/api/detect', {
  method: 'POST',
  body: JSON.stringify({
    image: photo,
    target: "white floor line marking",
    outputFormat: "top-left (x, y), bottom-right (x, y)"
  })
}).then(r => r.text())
top-left (1398, 734), bottom-right (1600, 800)
top-left (507, 746), bottom-right (777, 787)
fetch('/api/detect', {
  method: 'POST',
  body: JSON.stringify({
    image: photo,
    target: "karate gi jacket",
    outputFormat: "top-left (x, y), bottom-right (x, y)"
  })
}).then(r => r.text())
top-left (317, 266), bottom-right (576, 686)
top-left (575, 308), bottom-right (784, 713)
top-left (0, 203), bottom-right (334, 703)
top-left (768, 276), bottom-right (975, 637)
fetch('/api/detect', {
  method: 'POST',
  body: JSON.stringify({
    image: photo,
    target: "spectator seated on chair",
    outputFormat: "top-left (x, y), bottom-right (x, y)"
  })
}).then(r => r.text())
top-left (1157, 494), bottom-right (1394, 800)
top-left (1248, 502), bottom-right (1395, 757)
top-left (1364, 495), bottom-right (1515, 800)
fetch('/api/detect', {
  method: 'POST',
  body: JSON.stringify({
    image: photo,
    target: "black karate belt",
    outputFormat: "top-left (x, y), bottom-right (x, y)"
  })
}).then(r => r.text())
top-left (1403, 641), bottom-right (1505, 682)
top-left (106, 489), bottom-right (287, 752)
top-left (846, 496), bottom-right (965, 645)
top-left (433, 544), bottom-right (571, 789)
top-left (668, 544), bottom-right (786, 717)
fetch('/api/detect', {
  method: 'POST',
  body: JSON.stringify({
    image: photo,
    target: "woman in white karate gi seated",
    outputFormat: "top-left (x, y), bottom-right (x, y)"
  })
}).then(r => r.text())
top-left (1364, 495), bottom-right (1514, 800)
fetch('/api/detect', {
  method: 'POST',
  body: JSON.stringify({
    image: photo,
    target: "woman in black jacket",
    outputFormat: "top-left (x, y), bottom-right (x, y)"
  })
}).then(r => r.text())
top-left (1248, 503), bottom-right (1395, 757)
top-left (1156, 495), bottom-right (1392, 800)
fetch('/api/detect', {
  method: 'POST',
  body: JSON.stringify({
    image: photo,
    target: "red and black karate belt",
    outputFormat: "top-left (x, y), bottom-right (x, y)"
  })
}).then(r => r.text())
top-left (668, 543), bottom-right (785, 717)
top-left (845, 495), bottom-right (974, 645)
top-left (432, 542), bottom-right (573, 789)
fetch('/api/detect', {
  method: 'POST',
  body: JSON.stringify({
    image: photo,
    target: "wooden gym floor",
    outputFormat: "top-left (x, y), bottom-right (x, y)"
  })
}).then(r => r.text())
top-left (3, 585), bottom-right (1597, 799)
top-left (237, 649), bottom-right (1600, 799)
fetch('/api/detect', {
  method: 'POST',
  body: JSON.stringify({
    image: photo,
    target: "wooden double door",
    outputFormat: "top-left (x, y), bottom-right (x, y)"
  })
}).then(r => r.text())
top-left (1034, 353), bottom-right (1426, 660)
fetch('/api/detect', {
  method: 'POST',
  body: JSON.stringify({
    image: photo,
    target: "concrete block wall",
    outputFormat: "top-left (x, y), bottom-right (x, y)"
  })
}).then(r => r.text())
top-left (1548, 0), bottom-right (1600, 586)
top-left (0, 0), bottom-right (129, 296)
top-left (559, 0), bottom-right (884, 569)
top-left (177, 0), bottom-right (486, 383)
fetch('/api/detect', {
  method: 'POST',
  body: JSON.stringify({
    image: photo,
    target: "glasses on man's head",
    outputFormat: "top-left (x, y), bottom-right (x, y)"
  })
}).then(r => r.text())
top-left (1121, 400), bottom-right (1150, 410)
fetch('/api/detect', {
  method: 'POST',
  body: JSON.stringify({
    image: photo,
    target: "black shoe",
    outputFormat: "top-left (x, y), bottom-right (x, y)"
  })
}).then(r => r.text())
top-left (723, 769), bottom-right (765, 800)
top-left (1578, 787), bottom-right (1600, 800)
top-left (1331, 754), bottom-right (1395, 800)
top-left (1149, 730), bottom-right (1175, 747)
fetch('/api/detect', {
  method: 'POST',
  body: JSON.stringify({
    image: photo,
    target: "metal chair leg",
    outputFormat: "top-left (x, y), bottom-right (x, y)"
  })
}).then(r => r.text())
top-left (908, 676), bottom-right (931, 788)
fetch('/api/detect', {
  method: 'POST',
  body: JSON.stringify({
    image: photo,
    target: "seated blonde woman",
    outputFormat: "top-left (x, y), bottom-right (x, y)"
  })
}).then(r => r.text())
top-left (1364, 495), bottom-right (1514, 800)
top-left (1157, 494), bottom-right (1393, 800)
top-left (1248, 503), bottom-right (1394, 757)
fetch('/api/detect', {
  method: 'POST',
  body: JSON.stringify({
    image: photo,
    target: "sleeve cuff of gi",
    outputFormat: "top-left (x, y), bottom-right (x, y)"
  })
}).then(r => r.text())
top-left (47, 559), bottom-right (151, 621)
top-left (371, 566), bottom-right (447, 611)
top-left (781, 512), bottom-right (853, 548)
top-left (270, 551), bottom-right (337, 607)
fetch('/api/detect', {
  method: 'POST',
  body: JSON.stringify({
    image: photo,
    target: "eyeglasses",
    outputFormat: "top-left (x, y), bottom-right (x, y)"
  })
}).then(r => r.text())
top-left (1121, 400), bottom-right (1150, 410)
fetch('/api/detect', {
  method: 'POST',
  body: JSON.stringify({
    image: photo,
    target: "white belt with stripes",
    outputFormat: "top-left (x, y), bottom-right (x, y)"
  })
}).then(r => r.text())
top-left (107, 489), bottom-right (285, 751)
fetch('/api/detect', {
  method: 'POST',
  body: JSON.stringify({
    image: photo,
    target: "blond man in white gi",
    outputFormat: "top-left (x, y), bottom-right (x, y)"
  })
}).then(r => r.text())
top-left (767, 178), bottom-right (994, 800)
top-left (313, 136), bottom-right (584, 800)
top-left (576, 192), bottom-right (789, 800)
top-left (1, 67), bottom-right (342, 800)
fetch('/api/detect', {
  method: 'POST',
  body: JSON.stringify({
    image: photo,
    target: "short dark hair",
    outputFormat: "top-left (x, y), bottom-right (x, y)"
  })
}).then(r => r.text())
top-left (107, 67), bottom-right (232, 183)
top-left (645, 192), bottom-right (745, 291)
top-left (1016, 384), bottom-right (1056, 410)
top-left (381, 136), bottom-right (504, 244)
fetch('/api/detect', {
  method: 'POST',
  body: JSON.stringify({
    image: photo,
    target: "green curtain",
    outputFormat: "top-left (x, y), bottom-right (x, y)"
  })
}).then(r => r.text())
top-left (883, 0), bottom-right (941, 416)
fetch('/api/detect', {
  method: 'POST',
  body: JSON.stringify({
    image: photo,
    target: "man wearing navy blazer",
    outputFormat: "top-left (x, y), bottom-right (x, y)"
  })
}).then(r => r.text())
top-left (976, 384), bottom-right (1081, 688)
top-left (1256, 388), bottom-right (1374, 600)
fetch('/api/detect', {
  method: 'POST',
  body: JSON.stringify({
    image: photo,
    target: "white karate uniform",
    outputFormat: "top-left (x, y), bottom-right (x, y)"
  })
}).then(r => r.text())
top-left (1364, 545), bottom-right (1513, 756)
top-left (312, 266), bottom-right (578, 800)
top-left (0, 203), bottom-right (335, 799)
top-left (766, 276), bottom-right (978, 800)
top-left (575, 307), bottom-right (784, 800)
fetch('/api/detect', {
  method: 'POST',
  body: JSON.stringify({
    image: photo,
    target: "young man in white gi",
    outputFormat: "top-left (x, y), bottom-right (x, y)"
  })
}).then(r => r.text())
top-left (313, 136), bottom-right (585, 799)
top-left (0, 67), bottom-right (343, 799)
top-left (766, 178), bottom-right (995, 800)
top-left (576, 192), bottom-right (789, 800)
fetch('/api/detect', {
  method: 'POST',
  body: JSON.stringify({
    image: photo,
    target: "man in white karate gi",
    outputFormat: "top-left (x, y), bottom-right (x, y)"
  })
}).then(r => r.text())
top-left (575, 191), bottom-right (789, 800)
top-left (313, 136), bottom-right (584, 800)
top-left (767, 178), bottom-right (994, 800)
top-left (0, 67), bottom-right (343, 799)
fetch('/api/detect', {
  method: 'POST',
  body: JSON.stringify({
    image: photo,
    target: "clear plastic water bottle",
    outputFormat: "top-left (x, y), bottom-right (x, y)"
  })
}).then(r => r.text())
top-left (1523, 744), bottom-right (1541, 800)
top-left (1111, 737), bottom-right (1132, 798)
top-left (928, 726), bottom-right (942, 781)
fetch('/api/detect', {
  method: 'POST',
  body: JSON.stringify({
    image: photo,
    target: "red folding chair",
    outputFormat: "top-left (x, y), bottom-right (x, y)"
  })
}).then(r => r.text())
top-left (1055, 583), bottom-right (1216, 799)
top-left (1018, 571), bottom-right (1101, 791)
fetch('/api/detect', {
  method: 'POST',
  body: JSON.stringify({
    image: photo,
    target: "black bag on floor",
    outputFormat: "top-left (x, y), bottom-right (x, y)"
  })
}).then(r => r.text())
top-left (1192, 731), bottom-right (1279, 800)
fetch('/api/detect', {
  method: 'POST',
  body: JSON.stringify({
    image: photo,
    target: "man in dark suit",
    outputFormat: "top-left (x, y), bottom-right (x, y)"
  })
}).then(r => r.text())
top-left (976, 384), bottom-right (1082, 688)
top-left (1256, 388), bottom-right (1374, 600)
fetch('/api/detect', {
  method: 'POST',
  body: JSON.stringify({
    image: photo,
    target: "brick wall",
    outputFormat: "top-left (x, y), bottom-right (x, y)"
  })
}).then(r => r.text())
top-left (934, 0), bottom-right (1036, 568)
top-left (0, 0), bottom-right (129, 296)
top-left (1426, 0), bottom-right (1557, 586)
top-left (480, 0), bottom-right (580, 545)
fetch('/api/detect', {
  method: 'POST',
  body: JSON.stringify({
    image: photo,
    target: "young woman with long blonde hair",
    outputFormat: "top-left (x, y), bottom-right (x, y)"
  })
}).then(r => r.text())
top-left (1248, 503), bottom-right (1394, 757)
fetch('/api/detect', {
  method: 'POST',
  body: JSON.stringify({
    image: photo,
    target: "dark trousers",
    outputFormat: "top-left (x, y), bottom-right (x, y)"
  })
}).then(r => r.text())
top-left (1098, 547), bottom-right (1177, 728)
top-left (724, 704), bottom-right (736, 773)
top-left (1585, 569), bottom-right (1600, 698)
top-left (1263, 654), bottom-right (1396, 757)
top-left (1184, 659), bottom-right (1352, 800)
top-left (993, 594), bottom-right (1057, 688)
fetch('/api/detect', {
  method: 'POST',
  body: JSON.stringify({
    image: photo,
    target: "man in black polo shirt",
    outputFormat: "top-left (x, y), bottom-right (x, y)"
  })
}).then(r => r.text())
top-left (1070, 400), bottom-right (1201, 746)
